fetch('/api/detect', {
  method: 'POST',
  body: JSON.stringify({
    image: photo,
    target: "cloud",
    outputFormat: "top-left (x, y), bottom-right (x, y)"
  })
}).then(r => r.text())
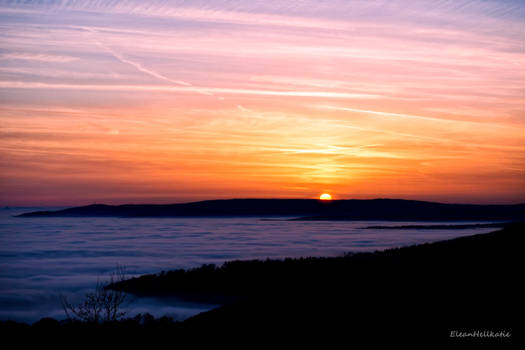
top-left (1, 53), bottom-right (79, 63)
top-left (0, 81), bottom-right (381, 99)
top-left (316, 105), bottom-right (442, 123)
top-left (1, 0), bottom-right (524, 204)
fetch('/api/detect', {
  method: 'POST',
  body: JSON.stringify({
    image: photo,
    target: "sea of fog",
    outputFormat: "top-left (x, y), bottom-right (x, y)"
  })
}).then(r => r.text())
top-left (0, 207), bottom-right (498, 323)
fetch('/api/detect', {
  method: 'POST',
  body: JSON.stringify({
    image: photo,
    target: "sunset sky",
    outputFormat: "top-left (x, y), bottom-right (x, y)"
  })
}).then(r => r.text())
top-left (1, 0), bottom-right (524, 206)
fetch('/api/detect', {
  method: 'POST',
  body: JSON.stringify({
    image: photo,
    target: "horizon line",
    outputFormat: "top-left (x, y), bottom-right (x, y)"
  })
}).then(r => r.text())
top-left (4, 197), bottom-right (525, 208)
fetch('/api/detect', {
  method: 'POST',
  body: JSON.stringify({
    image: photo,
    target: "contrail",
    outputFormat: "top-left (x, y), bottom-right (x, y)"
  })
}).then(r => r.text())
top-left (83, 27), bottom-right (213, 95)
top-left (316, 105), bottom-right (443, 122)
top-left (100, 43), bottom-right (192, 87)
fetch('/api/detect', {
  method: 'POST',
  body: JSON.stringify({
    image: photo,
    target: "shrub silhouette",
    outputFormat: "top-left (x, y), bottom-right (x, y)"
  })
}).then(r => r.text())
top-left (60, 265), bottom-right (128, 322)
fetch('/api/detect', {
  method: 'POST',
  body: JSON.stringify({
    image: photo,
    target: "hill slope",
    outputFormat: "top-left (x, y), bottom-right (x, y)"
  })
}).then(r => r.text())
top-left (109, 223), bottom-right (523, 341)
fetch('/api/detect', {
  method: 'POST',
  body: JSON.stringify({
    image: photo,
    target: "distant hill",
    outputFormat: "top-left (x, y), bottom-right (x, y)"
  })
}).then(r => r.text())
top-left (16, 198), bottom-right (525, 221)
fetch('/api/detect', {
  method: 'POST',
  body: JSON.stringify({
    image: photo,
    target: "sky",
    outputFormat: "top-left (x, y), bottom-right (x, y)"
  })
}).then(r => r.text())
top-left (0, 0), bottom-right (524, 206)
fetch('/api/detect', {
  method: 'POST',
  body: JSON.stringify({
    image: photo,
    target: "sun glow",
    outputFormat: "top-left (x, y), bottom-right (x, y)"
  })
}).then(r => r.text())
top-left (320, 193), bottom-right (332, 201)
top-left (1, 1), bottom-right (524, 206)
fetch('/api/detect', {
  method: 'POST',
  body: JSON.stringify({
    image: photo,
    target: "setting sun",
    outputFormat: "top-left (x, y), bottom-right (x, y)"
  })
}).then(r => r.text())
top-left (320, 193), bottom-right (332, 201)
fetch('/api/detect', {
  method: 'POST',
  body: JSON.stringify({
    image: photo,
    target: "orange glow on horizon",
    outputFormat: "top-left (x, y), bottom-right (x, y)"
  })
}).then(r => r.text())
top-left (320, 193), bottom-right (333, 201)
top-left (0, 1), bottom-right (524, 206)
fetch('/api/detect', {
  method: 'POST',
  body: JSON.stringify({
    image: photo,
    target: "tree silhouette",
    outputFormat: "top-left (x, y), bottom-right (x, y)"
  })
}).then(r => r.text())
top-left (61, 265), bottom-right (128, 322)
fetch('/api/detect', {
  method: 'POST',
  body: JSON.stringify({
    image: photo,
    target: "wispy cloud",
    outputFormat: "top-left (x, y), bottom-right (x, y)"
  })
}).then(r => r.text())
top-left (1, 0), bottom-right (524, 204)
top-left (1, 52), bottom-right (79, 63)
top-left (0, 81), bottom-right (381, 99)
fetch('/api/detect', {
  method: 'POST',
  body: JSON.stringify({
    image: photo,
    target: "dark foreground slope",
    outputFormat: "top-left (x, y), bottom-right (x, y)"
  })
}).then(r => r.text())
top-left (114, 222), bottom-right (521, 343)
top-left (17, 198), bottom-right (525, 221)
top-left (1, 223), bottom-right (522, 345)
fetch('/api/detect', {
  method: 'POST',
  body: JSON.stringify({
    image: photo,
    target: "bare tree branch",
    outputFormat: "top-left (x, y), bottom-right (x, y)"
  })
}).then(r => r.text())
top-left (60, 265), bottom-right (128, 322)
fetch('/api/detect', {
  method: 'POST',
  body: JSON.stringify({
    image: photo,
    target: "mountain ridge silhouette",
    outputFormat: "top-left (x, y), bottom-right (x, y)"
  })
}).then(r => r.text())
top-left (17, 198), bottom-right (525, 221)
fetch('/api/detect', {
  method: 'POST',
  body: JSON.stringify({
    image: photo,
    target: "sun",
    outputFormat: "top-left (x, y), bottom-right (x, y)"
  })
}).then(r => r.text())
top-left (319, 193), bottom-right (332, 201)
